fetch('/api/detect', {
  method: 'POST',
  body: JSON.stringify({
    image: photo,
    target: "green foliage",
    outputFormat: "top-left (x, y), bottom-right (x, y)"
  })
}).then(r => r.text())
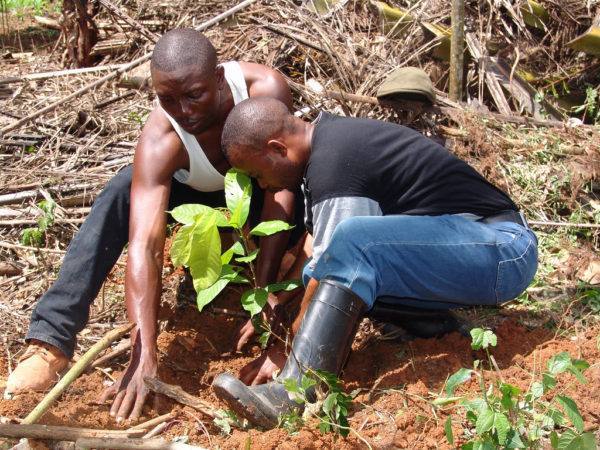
top-left (572, 86), bottom-right (600, 125)
top-left (282, 370), bottom-right (353, 438)
top-left (434, 329), bottom-right (594, 449)
top-left (1, 0), bottom-right (55, 15)
top-left (213, 409), bottom-right (243, 435)
top-left (169, 169), bottom-right (297, 329)
top-left (20, 198), bottom-right (56, 247)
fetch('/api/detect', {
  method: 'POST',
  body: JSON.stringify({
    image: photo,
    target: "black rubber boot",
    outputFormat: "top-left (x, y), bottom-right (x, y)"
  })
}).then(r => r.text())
top-left (212, 279), bottom-right (366, 428)
top-left (368, 298), bottom-right (471, 339)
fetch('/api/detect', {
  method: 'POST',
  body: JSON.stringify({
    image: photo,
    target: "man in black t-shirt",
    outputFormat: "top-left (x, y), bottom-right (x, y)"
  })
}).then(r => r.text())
top-left (211, 97), bottom-right (538, 428)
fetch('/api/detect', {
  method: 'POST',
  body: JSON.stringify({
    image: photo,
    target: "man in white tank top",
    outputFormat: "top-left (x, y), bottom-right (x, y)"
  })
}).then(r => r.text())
top-left (6, 29), bottom-right (306, 422)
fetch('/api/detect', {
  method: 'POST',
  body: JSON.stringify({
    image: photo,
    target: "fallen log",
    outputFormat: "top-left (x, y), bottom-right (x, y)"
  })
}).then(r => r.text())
top-left (0, 423), bottom-right (145, 441)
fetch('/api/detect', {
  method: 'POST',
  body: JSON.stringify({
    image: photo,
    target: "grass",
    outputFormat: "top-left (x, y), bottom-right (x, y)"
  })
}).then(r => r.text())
top-left (1, 0), bottom-right (58, 17)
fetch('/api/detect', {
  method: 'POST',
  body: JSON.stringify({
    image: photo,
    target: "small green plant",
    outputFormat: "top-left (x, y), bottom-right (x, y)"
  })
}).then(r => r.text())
top-left (213, 409), bottom-right (244, 435)
top-left (434, 328), bottom-right (595, 449)
top-left (20, 198), bottom-right (56, 247)
top-left (169, 169), bottom-right (300, 335)
top-left (282, 369), bottom-right (354, 437)
top-left (573, 86), bottom-right (600, 125)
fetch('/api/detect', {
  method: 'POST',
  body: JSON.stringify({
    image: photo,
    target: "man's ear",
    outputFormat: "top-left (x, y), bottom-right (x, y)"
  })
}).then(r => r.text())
top-left (266, 139), bottom-right (287, 156)
top-left (215, 65), bottom-right (225, 89)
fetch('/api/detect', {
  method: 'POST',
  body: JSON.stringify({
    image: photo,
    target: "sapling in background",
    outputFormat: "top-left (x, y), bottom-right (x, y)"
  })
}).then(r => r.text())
top-left (434, 328), bottom-right (596, 450)
top-left (168, 169), bottom-right (301, 344)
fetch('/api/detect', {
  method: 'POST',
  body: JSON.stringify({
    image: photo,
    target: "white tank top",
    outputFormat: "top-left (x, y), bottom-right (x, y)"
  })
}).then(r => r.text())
top-left (161, 61), bottom-right (249, 192)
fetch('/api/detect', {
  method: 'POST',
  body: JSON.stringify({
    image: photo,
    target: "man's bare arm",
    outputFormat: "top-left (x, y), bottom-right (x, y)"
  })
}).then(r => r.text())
top-left (101, 108), bottom-right (187, 421)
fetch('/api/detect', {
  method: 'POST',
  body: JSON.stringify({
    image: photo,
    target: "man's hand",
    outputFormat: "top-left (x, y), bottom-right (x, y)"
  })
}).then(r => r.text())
top-left (232, 294), bottom-right (286, 352)
top-left (99, 342), bottom-right (157, 423)
top-left (239, 342), bottom-right (287, 385)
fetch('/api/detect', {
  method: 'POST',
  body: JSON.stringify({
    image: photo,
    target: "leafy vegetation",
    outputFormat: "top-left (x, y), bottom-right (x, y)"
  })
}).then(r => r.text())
top-left (434, 328), bottom-right (595, 449)
top-left (281, 369), bottom-right (355, 438)
top-left (20, 197), bottom-right (56, 247)
top-left (169, 169), bottom-right (299, 339)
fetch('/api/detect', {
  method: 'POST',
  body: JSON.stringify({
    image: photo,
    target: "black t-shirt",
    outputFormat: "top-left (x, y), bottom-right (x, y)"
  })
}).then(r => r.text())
top-left (303, 112), bottom-right (517, 264)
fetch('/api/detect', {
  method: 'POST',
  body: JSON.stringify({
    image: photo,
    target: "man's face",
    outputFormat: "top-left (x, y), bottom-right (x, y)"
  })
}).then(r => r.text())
top-left (231, 145), bottom-right (304, 192)
top-left (152, 65), bottom-right (222, 134)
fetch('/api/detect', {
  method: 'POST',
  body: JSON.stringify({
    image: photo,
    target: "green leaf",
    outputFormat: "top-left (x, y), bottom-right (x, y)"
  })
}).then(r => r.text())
top-left (542, 373), bottom-right (557, 392)
top-left (432, 396), bottom-right (463, 406)
top-left (221, 241), bottom-right (245, 265)
top-left (300, 374), bottom-right (316, 391)
top-left (568, 359), bottom-right (589, 384)
top-left (235, 249), bottom-right (259, 263)
top-left (249, 220), bottom-right (294, 237)
top-left (266, 279), bottom-right (303, 293)
top-left (241, 288), bottom-right (268, 316)
top-left (322, 393), bottom-right (338, 416)
top-left (189, 213), bottom-right (222, 290)
top-left (170, 224), bottom-right (194, 267)
top-left (548, 352), bottom-right (571, 375)
top-left (500, 383), bottom-right (520, 410)
top-left (546, 408), bottom-right (566, 427)
top-left (555, 430), bottom-right (598, 450)
top-left (225, 169), bottom-right (252, 229)
top-left (475, 407), bottom-right (494, 434)
top-left (470, 328), bottom-right (497, 350)
top-left (530, 381), bottom-right (544, 399)
top-left (170, 204), bottom-right (215, 225)
top-left (493, 412), bottom-right (510, 445)
top-left (556, 395), bottom-right (584, 432)
top-left (444, 416), bottom-right (454, 445)
top-left (551, 431), bottom-right (560, 449)
top-left (195, 265), bottom-right (240, 312)
top-left (505, 429), bottom-right (526, 448)
top-left (445, 368), bottom-right (473, 395)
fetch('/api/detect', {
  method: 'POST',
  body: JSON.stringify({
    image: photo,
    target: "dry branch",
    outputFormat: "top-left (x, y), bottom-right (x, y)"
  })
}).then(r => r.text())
top-left (74, 437), bottom-right (207, 449)
top-left (449, 0), bottom-right (465, 101)
top-left (91, 339), bottom-right (131, 367)
top-left (21, 323), bottom-right (135, 424)
top-left (128, 411), bottom-right (178, 431)
top-left (97, 0), bottom-right (159, 43)
top-left (143, 377), bottom-right (222, 421)
top-left (0, 423), bottom-right (145, 441)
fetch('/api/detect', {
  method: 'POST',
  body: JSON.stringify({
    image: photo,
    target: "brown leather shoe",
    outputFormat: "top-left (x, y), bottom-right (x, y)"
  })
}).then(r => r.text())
top-left (4, 340), bottom-right (69, 398)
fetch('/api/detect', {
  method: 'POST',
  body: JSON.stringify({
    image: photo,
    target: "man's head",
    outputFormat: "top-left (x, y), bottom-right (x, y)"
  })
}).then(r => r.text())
top-left (222, 97), bottom-right (312, 191)
top-left (151, 28), bottom-right (223, 134)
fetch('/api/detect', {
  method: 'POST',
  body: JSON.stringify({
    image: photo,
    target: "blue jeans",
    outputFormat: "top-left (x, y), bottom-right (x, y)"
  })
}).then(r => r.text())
top-left (303, 215), bottom-right (538, 310)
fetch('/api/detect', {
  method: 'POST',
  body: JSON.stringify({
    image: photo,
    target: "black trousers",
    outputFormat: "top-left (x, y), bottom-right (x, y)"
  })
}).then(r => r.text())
top-left (26, 165), bottom-right (304, 357)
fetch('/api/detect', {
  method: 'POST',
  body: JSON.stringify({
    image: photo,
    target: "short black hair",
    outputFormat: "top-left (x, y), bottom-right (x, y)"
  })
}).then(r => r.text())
top-left (151, 28), bottom-right (217, 74)
top-left (222, 97), bottom-right (291, 162)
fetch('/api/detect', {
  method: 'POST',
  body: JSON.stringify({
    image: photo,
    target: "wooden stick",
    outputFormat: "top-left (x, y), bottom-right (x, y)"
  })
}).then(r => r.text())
top-left (0, 423), bottom-right (145, 441)
top-left (143, 378), bottom-right (222, 420)
top-left (142, 421), bottom-right (170, 439)
top-left (97, 0), bottom-right (159, 43)
top-left (75, 437), bottom-right (207, 449)
top-left (449, 0), bottom-right (466, 101)
top-left (0, 0), bottom-right (261, 135)
top-left (91, 340), bottom-right (132, 368)
top-left (0, 241), bottom-right (67, 254)
top-left (21, 323), bottom-right (135, 424)
top-left (128, 411), bottom-right (177, 431)
top-left (0, 218), bottom-right (85, 226)
top-left (529, 220), bottom-right (600, 229)
top-left (0, 64), bottom-right (127, 86)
